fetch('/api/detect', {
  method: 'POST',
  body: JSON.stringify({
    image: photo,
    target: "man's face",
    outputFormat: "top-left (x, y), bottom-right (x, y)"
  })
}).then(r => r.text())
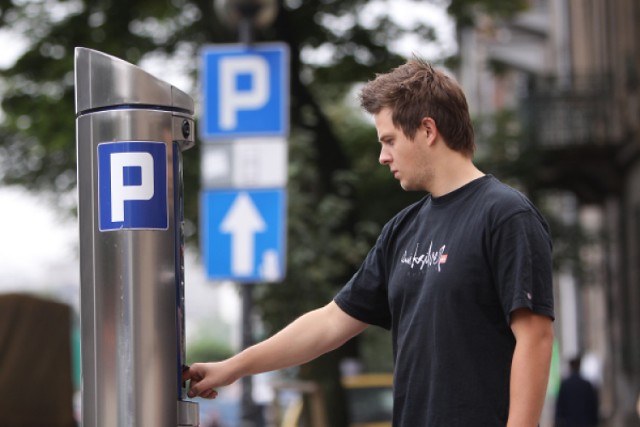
top-left (375, 108), bottom-right (430, 191)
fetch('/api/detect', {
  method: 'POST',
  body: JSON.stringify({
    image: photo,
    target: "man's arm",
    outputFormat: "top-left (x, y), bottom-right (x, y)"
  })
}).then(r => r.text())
top-left (184, 301), bottom-right (369, 398)
top-left (507, 308), bottom-right (554, 427)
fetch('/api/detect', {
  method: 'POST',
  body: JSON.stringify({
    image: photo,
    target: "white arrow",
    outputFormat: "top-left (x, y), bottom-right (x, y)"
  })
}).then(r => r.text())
top-left (220, 192), bottom-right (266, 276)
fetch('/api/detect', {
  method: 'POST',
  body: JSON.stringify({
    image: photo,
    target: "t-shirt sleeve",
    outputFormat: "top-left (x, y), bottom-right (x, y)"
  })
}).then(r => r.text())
top-left (334, 231), bottom-right (392, 330)
top-left (491, 210), bottom-right (555, 325)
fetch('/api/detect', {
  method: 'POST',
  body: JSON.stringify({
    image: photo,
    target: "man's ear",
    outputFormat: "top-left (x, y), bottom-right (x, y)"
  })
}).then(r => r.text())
top-left (421, 117), bottom-right (438, 146)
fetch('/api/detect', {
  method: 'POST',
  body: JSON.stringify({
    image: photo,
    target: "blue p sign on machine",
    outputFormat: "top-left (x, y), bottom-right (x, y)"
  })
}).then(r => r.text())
top-left (97, 141), bottom-right (168, 231)
top-left (201, 43), bottom-right (289, 139)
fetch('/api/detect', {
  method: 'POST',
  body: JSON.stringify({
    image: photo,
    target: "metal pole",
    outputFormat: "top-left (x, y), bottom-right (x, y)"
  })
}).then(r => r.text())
top-left (240, 283), bottom-right (261, 426)
top-left (239, 17), bottom-right (253, 45)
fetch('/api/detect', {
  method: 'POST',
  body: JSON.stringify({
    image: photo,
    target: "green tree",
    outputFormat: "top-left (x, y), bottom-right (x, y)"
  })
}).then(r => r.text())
top-left (186, 336), bottom-right (234, 366)
top-left (0, 1), bottom-right (530, 425)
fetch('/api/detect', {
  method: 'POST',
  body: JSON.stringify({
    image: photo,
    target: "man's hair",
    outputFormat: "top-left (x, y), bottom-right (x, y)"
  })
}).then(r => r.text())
top-left (569, 356), bottom-right (582, 372)
top-left (359, 58), bottom-right (475, 157)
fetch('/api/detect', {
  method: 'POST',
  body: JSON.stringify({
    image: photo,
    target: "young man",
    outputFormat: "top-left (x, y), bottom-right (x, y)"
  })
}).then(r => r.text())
top-left (184, 59), bottom-right (555, 427)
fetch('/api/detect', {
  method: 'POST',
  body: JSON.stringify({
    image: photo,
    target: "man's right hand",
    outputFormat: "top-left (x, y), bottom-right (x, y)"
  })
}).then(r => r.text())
top-left (182, 361), bottom-right (237, 399)
top-left (181, 302), bottom-right (368, 399)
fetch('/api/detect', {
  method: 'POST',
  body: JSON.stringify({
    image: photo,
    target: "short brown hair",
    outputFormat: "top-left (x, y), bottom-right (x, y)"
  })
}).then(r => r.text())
top-left (359, 58), bottom-right (475, 156)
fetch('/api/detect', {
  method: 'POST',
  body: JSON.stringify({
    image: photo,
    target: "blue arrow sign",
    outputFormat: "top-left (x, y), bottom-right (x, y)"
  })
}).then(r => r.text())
top-left (201, 189), bottom-right (286, 282)
top-left (200, 43), bottom-right (289, 140)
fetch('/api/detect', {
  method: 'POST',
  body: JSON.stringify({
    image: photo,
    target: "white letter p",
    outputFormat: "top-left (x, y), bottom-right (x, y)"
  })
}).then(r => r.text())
top-left (219, 56), bottom-right (269, 130)
top-left (110, 152), bottom-right (154, 222)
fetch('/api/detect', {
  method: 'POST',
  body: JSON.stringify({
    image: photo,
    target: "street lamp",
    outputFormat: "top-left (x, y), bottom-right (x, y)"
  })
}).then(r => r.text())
top-left (214, 0), bottom-right (279, 44)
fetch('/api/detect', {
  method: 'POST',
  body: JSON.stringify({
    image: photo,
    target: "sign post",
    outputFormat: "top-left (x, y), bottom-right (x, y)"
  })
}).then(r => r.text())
top-left (199, 42), bottom-right (290, 426)
top-left (199, 43), bottom-right (289, 283)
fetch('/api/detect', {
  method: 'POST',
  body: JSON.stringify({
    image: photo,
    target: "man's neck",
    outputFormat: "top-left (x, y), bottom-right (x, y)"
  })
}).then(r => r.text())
top-left (428, 156), bottom-right (484, 197)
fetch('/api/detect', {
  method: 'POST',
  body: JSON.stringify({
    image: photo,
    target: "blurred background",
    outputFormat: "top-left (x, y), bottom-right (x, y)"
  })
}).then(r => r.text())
top-left (1, 0), bottom-right (639, 426)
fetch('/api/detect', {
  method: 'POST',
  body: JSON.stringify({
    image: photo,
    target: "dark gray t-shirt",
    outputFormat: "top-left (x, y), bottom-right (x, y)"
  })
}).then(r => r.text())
top-left (334, 175), bottom-right (554, 427)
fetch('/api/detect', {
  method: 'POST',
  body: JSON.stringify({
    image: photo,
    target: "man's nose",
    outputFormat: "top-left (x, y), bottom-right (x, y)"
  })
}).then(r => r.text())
top-left (379, 147), bottom-right (391, 165)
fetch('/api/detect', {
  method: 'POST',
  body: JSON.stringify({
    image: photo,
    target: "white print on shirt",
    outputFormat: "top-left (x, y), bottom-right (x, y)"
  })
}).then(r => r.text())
top-left (400, 241), bottom-right (449, 272)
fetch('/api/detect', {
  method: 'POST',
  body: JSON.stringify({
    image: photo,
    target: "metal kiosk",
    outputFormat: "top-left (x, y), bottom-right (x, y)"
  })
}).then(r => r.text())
top-left (75, 48), bottom-right (198, 427)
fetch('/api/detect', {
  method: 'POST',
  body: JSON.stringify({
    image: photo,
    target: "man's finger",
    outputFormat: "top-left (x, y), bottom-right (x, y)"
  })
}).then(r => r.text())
top-left (181, 365), bottom-right (192, 381)
top-left (201, 389), bottom-right (219, 399)
top-left (188, 383), bottom-right (216, 399)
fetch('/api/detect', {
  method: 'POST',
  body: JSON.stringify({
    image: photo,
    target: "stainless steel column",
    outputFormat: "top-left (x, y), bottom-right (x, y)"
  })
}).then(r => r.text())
top-left (75, 48), bottom-right (198, 427)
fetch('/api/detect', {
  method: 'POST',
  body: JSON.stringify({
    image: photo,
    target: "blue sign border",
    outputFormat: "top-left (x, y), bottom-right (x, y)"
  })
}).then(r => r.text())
top-left (97, 141), bottom-right (168, 232)
top-left (201, 188), bottom-right (287, 283)
top-left (200, 43), bottom-right (290, 140)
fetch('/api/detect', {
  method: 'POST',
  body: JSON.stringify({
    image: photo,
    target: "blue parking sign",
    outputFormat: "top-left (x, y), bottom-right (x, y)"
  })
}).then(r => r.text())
top-left (97, 141), bottom-right (168, 231)
top-left (200, 43), bottom-right (289, 139)
top-left (201, 188), bottom-right (286, 282)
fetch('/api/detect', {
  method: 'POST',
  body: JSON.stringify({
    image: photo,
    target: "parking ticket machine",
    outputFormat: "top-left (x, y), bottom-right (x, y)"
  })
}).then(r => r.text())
top-left (75, 48), bottom-right (198, 427)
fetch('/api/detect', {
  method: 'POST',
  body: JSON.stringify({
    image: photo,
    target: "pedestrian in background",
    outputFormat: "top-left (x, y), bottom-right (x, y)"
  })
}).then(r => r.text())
top-left (555, 356), bottom-right (599, 427)
top-left (184, 58), bottom-right (555, 427)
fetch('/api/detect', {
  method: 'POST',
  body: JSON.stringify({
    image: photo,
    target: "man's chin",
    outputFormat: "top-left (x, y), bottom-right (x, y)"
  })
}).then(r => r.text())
top-left (400, 181), bottom-right (425, 192)
top-left (399, 181), bottom-right (419, 192)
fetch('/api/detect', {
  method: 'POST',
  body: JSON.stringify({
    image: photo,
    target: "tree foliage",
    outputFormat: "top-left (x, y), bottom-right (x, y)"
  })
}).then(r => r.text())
top-left (186, 336), bottom-right (234, 366)
top-left (446, 0), bottom-right (528, 27)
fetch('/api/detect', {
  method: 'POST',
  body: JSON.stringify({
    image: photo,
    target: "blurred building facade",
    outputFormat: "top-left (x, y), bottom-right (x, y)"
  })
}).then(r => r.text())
top-left (457, 0), bottom-right (640, 426)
